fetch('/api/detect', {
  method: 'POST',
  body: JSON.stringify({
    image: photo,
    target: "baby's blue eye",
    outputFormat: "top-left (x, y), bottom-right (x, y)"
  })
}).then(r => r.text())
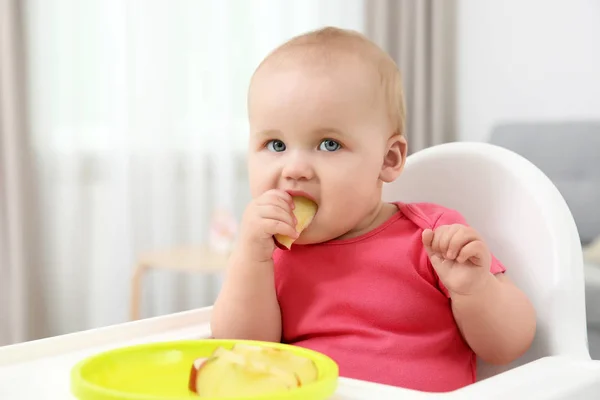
top-left (319, 139), bottom-right (341, 152)
top-left (266, 140), bottom-right (286, 152)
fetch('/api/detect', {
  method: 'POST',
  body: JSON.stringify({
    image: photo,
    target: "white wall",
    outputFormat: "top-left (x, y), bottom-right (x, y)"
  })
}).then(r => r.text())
top-left (457, 0), bottom-right (600, 142)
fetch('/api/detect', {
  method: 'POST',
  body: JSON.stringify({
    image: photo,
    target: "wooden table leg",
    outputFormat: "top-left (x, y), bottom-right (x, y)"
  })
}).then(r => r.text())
top-left (130, 263), bottom-right (148, 321)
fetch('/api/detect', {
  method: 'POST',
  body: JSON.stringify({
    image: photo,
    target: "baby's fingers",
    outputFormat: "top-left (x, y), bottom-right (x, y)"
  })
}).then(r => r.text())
top-left (437, 225), bottom-right (462, 256)
top-left (258, 189), bottom-right (294, 209)
top-left (257, 204), bottom-right (296, 228)
top-left (264, 219), bottom-right (298, 240)
top-left (446, 227), bottom-right (479, 259)
top-left (455, 240), bottom-right (486, 265)
top-left (422, 229), bottom-right (435, 255)
top-left (265, 195), bottom-right (295, 220)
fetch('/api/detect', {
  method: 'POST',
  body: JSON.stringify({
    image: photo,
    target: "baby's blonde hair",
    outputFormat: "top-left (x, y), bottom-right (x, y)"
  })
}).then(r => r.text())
top-left (252, 26), bottom-right (406, 137)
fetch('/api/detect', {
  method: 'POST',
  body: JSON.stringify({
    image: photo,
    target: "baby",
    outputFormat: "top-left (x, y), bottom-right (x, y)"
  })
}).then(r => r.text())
top-left (211, 27), bottom-right (536, 392)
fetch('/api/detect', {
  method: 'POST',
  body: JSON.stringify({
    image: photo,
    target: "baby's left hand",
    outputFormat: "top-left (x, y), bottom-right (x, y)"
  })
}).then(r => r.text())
top-left (422, 224), bottom-right (492, 296)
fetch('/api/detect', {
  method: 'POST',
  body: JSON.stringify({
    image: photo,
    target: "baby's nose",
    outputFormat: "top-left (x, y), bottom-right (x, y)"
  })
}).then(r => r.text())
top-left (281, 157), bottom-right (314, 181)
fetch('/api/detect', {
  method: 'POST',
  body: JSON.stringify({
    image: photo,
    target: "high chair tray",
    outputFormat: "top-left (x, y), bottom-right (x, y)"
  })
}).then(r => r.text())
top-left (1, 307), bottom-right (599, 399)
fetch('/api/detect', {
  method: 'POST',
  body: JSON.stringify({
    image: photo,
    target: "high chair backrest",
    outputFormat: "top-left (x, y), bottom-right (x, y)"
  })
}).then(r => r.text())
top-left (382, 142), bottom-right (590, 381)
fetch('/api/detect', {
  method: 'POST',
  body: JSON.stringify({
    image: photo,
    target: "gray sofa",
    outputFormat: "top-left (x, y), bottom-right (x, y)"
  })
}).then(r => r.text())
top-left (489, 121), bottom-right (600, 358)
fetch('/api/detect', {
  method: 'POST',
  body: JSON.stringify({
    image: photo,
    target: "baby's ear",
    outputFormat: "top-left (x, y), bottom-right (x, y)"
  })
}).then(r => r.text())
top-left (379, 134), bottom-right (407, 183)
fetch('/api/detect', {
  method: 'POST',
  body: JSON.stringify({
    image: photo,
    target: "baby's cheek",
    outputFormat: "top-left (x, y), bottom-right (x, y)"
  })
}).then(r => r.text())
top-left (248, 165), bottom-right (278, 196)
top-left (323, 185), bottom-right (363, 219)
top-left (248, 178), bottom-right (269, 198)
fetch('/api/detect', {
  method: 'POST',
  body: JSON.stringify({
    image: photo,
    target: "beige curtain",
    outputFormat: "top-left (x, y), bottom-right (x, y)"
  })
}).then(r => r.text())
top-left (365, 0), bottom-right (457, 153)
top-left (0, 0), bottom-right (41, 345)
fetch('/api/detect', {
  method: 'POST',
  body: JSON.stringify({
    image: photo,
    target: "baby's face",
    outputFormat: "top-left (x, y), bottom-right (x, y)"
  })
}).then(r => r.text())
top-left (247, 57), bottom-right (394, 244)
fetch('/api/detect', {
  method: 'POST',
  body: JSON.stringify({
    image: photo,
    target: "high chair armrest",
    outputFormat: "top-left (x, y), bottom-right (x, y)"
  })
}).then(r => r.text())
top-left (0, 307), bottom-right (214, 367)
top-left (455, 356), bottom-right (600, 399)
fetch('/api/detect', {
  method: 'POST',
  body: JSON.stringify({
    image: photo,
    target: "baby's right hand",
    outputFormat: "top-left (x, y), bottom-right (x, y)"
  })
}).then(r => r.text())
top-left (237, 189), bottom-right (298, 263)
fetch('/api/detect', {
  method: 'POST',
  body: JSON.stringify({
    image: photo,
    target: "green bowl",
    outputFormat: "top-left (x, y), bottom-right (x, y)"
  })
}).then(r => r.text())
top-left (70, 339), bottom-right (339, 400)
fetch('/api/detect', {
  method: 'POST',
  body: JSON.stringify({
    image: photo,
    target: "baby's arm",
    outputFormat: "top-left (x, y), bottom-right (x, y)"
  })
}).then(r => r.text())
top-left (210, 189), bottom-right (298, 342)
top-left (451, 273), bottom-right (536, 365)
top-left (211, 253), bottom-right (282, 342)
top-left (422, 210), bottom-right (536, 365)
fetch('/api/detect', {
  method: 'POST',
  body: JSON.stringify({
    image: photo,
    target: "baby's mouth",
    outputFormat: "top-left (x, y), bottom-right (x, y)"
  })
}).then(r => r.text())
top-left (285, 190), bottom-right (317, 204)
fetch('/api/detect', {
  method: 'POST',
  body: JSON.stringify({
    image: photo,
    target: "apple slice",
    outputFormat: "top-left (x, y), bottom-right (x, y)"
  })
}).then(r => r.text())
top-left (210, 346), bottom-right (231, 358)
top-left (231, 344), bottom-right (318, 386)
top-left (193, 357), bottom-right (208, 369)
top-left (188, 357), bottom-right (208, 392)
top-left (274, 196), bottom-right (318, 249)
top-left (189, 350), bottom-right (236, 393)
top-left (190, 347), bottom-right (299, 397)
top-left (230, 343), bottom-right (263, 354)
top-left (273, 350), bottom-right (318, 386)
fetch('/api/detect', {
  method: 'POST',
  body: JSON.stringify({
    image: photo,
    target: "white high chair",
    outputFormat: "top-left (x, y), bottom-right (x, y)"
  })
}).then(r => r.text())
top-left (382, 141), bottom-right (591, 381)
top-left (2, 142), bottom-right (600, 399)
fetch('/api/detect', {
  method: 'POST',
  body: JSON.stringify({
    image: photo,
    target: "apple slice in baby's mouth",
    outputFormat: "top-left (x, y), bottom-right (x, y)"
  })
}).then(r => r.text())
top-left (274, 196), bottom-right (317, 250)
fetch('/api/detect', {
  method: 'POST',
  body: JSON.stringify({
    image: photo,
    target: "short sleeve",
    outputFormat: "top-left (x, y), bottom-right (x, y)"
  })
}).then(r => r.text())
top-left (432, 208), bottom-right (506, 297)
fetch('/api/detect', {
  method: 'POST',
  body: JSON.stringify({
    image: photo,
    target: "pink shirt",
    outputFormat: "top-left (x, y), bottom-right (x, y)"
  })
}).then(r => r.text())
top-left (273, 202), bottom-right (506, 392)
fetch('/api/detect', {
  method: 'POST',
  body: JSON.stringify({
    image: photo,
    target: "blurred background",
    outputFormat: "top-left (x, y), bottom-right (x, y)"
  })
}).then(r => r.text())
top-left (1, 0), bottom-right (599, 352)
